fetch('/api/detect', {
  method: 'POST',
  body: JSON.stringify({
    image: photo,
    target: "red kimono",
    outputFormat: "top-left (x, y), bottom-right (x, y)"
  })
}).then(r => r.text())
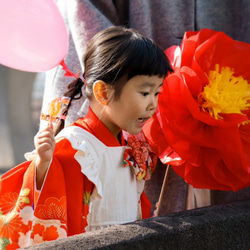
top-left (0, 109), bottom-right (154, 249)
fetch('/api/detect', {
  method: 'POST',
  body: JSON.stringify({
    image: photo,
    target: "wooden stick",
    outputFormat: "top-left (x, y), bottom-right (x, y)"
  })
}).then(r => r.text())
top-left (155, 164), bottom-right (170, 217)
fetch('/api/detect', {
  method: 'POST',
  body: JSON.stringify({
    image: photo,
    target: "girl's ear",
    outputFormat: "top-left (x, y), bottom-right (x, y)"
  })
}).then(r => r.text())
top-left (93, 80), bottom-right (109, 105)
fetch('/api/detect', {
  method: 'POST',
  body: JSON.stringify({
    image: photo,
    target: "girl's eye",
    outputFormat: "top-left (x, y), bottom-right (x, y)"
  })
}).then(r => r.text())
top-left (141, 92), bottom-right (149, 96)
top-left (155, 92), bottom-right (162, 96)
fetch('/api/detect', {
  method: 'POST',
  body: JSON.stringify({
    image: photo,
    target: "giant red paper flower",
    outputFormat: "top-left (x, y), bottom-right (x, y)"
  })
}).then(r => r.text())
top-left (144, 29), bottom-right (250, 191)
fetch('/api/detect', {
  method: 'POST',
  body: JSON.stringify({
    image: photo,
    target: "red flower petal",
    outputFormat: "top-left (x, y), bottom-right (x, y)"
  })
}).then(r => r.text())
top-left (145, 29), bottom-right (250, 191)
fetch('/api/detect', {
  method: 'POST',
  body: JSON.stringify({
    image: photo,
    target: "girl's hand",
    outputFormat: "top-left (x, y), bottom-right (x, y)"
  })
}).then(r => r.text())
top-left (35, 123), bottom-right (55, 163)
top-left (34, 123), bottom-right (55, 189)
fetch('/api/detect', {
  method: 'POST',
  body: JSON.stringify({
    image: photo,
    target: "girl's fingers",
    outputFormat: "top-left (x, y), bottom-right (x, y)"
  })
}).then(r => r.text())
top-left (36, 137), bottom-right (54, 146)
top-left (36, 127), bottom-right (54, 139)
top-left (36, 131), bottom-right (53, 140)
top-left (34, 124), bottom-right (55, 154)
top-left (35, 130), bottom-right (55, 149)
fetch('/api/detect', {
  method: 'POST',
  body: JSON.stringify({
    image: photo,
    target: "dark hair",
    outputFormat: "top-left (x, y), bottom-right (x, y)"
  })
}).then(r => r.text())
top-left (54, 26), bottom-right (173, 135)
top-left (83, 26), bottom-right (173, 99)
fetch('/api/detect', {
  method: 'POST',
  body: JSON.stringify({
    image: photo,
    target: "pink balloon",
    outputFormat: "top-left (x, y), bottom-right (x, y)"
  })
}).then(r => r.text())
top-left (0, 0), bottom-right (68, 72)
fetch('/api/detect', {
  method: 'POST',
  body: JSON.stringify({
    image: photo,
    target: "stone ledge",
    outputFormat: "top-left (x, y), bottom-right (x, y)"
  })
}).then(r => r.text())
top-left (25, 199), bottom-right (250, 250)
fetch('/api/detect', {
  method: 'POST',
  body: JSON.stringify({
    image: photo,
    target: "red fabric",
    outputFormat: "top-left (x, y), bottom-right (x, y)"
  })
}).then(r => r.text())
top-left (144, 29), bottom-right (250, 191)
top-left (0, 108), bottom-right (152, 248)
top-left (140, 191), bottom-right (151, 219)
top-left (0, 161), bottom-right (31, 194)
top-left (49, 140), bottom-right (85, 236)
top-left (60, 59), bottom-right (76, 78)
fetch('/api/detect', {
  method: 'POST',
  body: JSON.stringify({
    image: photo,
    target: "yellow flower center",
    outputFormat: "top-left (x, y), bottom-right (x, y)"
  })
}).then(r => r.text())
top-left (198, 64), bottom-right (250, 120)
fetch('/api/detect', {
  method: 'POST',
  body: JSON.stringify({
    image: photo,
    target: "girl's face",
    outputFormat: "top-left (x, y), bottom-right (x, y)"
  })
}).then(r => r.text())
top-left (103, 75), bottom-right (164, 140)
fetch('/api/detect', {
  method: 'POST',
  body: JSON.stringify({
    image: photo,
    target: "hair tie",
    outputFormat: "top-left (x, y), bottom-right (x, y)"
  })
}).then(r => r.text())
top-left (76, 72), bottom-right (86, 86)
top-left (60, 59), bottom-right (86, 86)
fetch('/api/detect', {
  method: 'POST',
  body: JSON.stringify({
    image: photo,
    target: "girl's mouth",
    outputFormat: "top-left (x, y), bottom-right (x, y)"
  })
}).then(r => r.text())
top-left (137, 118), bottom-right (145, 122)
top-left (136, 118), bottom-right (148, 127)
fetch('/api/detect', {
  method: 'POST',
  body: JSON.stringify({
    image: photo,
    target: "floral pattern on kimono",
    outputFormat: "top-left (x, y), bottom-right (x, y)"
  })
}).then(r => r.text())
top-left (0, 108), bottom-right (156, 249)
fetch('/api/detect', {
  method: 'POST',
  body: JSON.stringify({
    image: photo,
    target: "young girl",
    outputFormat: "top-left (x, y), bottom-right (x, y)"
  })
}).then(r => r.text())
top-left (0, 26), bottom-right (173, 248)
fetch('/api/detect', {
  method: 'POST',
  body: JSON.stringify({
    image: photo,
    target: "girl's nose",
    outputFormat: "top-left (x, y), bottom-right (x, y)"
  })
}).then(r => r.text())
top-left (147, 96), bottom-right (158, 111)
